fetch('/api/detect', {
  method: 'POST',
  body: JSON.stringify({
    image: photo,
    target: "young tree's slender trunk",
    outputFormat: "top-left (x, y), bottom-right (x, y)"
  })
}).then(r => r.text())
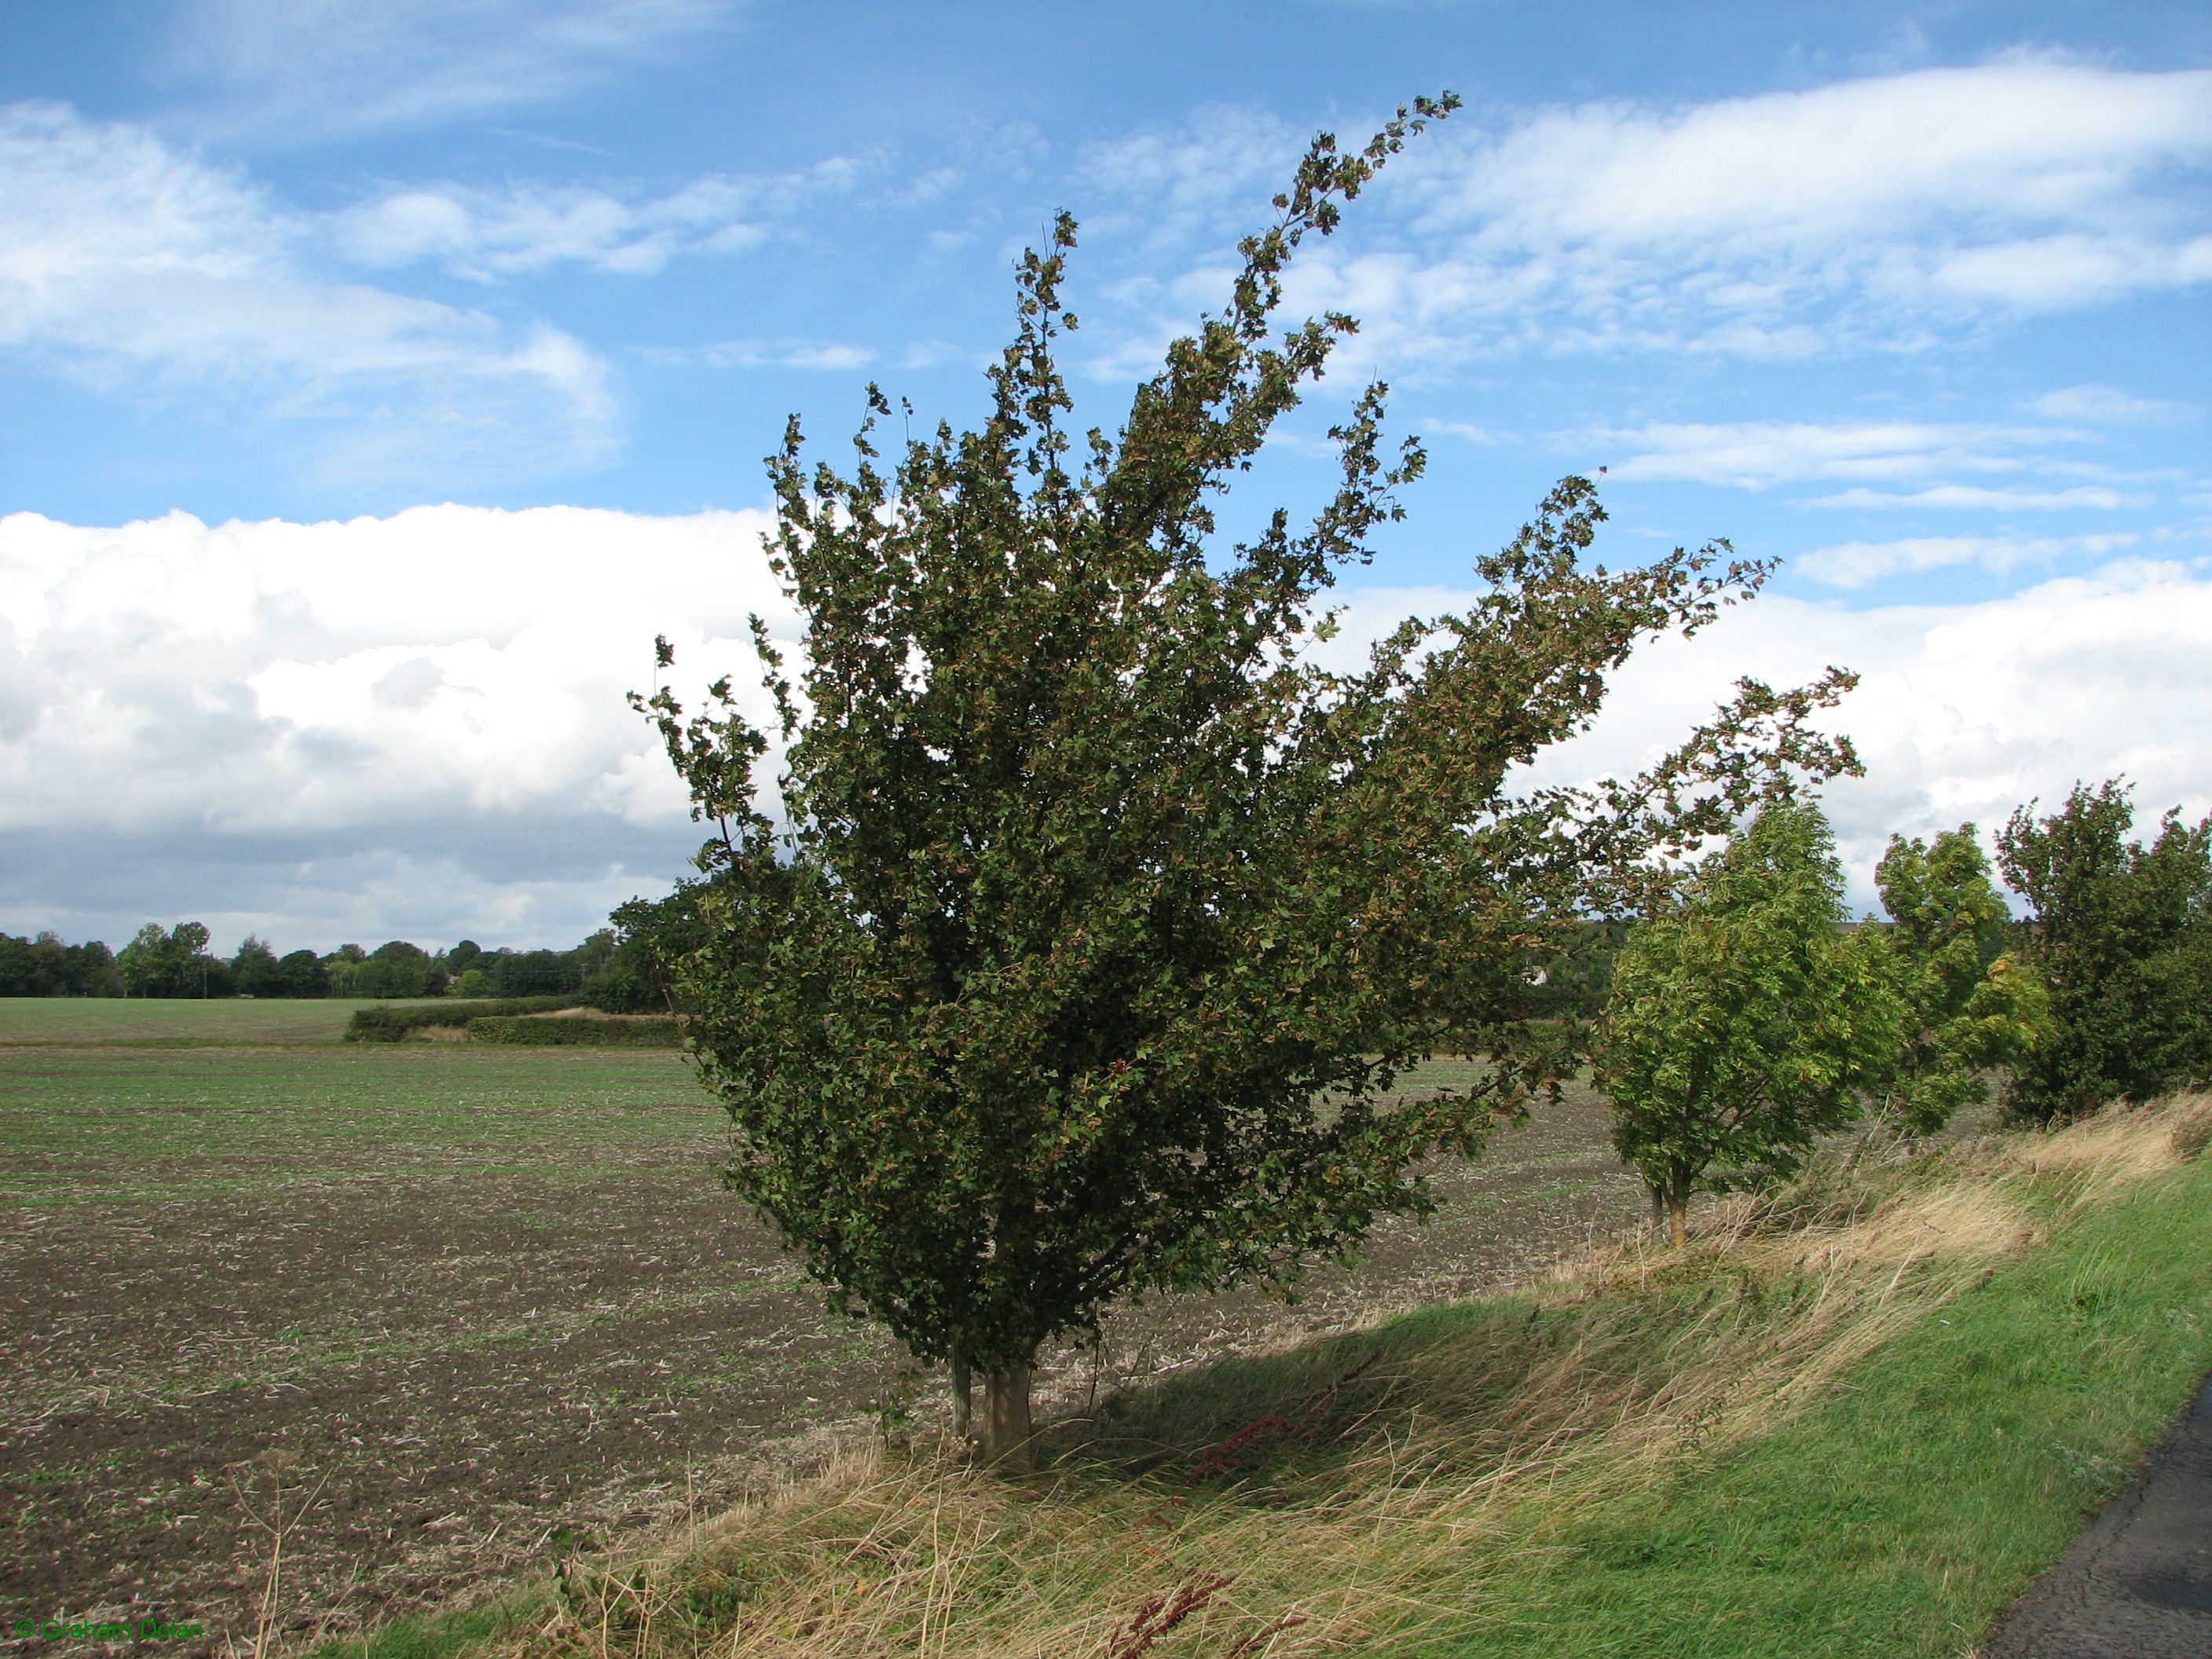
top-left (1647, 1181), bottom-right (1665, 1234)
top-left (1667, 1186), bottom-right (1689, 1248)
top-left (950, 1343), bottom-right (972, 1441)
top-left (980, 1363), bottom-right (1035, 1470)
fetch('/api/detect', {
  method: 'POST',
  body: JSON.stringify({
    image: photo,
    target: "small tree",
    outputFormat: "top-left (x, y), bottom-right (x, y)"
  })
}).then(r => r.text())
top-left (1998, 781), bottom-right (2212, 1120)
top-left (1596, 801), bottom-right (1903, 1245)
top-left (589, 891), bottom-right (704, 1013)
top-left (118, 921), bottom-right (218, 998)
top-left (275, 949), bottom-right (329, 999)
top-left (643, 103), bottom-right (1859, 1461)
top-left (233, 936), bottom-right (284, 999)
top-left (1866, 826), bottom-right (2049, 1137)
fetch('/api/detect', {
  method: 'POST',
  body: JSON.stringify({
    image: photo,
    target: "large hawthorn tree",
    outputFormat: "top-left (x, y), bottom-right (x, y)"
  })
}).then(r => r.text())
top-left (642, 100), bottom-right (1858, 1463)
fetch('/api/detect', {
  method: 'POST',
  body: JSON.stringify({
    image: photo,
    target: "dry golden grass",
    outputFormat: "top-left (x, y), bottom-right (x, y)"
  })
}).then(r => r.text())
top-left (477, 1095), bottom-right (2207, 1659)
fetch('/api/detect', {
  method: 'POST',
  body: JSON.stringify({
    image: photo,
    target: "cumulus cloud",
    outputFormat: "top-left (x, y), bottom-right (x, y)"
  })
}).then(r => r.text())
top-left (0, 101), bottom-right (612, 471)
top-left (0, 504), bottom-right (789, 947)
top-left (6, 508), bottom-right (2208, 945)
top-left (1496, 560), bottom-right (2212, 905)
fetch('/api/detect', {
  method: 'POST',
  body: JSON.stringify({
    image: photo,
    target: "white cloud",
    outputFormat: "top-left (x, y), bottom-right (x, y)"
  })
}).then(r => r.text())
top-left (1498, 560), bottom-right (2212, 906)
top-left (1091, 64), bottom-right (2212, 362)
top-left (1605, 419), bottom-right (2067, 489)
top-left (2032, 384), bottom-right (2183, 422)
top-left (166, 0), bottom-right (738, 142)
top-left (1807, 484), bottom-right (2130, 511)
top-left (1078, 107), bottom-right (1305, 250)
top-left (0, 504), bottom-right (792, 943)
top-left (680, 339), bottom-right (879, 372)
top-left (1423, 419), bottom-right (1497, 445)
top-left (0, 101), bottom-right (612, 471)
top-left (5, 507), bottom-right (2210, 945)
top-left (335, 156), bottom-right (869, 278)
top-left (1794, 533), bottom-right (2140, 589)
top-left (1426, 63), bottom-right (2212, 254)
top-left (1928, 233), bottom-right (2212, 308)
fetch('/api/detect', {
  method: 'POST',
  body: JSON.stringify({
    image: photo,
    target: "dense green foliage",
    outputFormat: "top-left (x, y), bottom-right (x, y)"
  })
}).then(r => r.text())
top-left (1866, 826), bottom-right (2049, 1137)
top-left (344, 995), bottom-right (579, 1041)
top-left (463, 1014), bottom-right (683, 1047)
top-left (1523, 921), bottom-right (1627, 1020)
top-left (1998, 780), bottom-right (2212, 1120)
top-left (116, 921), bottom-right (228, 998)
top-left (0, 921), bottom-right (659, 1005)
top-left (0, 931), bottom-right (117, 997)
top-left (579, 890), bottom-right (705, 1013)
top-left (1596, 802), bottom-right (1903, 1243)
top-left (643, 102), bottom-right (1855, 1456)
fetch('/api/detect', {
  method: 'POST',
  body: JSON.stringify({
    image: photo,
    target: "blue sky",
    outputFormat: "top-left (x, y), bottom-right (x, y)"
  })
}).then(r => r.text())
top-left (1, 1), bottom-right (2208, 950)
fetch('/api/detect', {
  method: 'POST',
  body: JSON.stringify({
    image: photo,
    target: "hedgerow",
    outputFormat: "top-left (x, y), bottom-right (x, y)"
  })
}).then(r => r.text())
top-left (342, 996), bottom-right (576, 1042)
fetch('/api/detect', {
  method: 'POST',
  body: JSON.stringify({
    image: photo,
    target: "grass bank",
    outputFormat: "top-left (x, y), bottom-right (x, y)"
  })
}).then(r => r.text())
top-left (321, 1096), bottom-right (2212, 1659)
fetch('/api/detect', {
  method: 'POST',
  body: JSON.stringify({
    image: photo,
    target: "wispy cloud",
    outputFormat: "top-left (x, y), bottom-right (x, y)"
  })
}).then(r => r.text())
top-left (1796, 532), bottom-right (2141, 588)
top-left (1081, 63), bottom-right (2212, 364)
top-left (665, 338), bottom-right (957, 372)
top-left (335, 156), bottom-right (870, 278)
top-left (2031, 383), bottom-right (2185, 422)
top-left (1808, 484), bottom-right (2131, 511)
top-left (1603, 419), bottom-right (2068, 489)
top-left (163, 0), bottom-right (739, 143)
top-left (1077, 107), bottom-right (1305, 251)
top-left (0, 101), bottom-right (613, 475)
top-left (1422, 419), bottom-right (1497, 445)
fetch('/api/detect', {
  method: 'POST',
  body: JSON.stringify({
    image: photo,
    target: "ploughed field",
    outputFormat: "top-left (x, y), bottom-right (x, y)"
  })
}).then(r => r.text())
top-left (0, 1007), bottom-right (1644, 1654)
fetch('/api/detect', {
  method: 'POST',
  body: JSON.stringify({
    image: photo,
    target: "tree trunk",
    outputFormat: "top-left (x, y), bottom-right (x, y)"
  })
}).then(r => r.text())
top-left (1647, 1181), bottom-right (1665, 1234)
top-left (950, 1344), bottom-right (972, 1441)
top-left (980, 1363), bottom-right (1035, 1469)
top-left (1667, 1188), bottom-right (1689, 1248)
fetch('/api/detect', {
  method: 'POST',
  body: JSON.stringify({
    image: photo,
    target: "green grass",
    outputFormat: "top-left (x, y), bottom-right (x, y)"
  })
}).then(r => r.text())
top-left (1393, 1132), bottom-right (2212, 1656)
top-left (428, 1098), bottom-right (2210, 1659)
top-left (0, 1045), bottom-right (707, 1204)
top-left (0, 996), bottom-right (441, 1046)
top-left (309, 1591), bottom-right (551, 1659)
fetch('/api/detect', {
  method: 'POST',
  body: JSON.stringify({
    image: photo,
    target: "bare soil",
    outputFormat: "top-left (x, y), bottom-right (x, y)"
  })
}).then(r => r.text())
top-left (0, 1049), bottom-right (1640, 1656)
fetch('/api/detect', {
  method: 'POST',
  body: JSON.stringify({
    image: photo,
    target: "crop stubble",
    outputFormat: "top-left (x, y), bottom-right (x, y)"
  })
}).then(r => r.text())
top-left (0, 1042), bottom-right (1641, 1654)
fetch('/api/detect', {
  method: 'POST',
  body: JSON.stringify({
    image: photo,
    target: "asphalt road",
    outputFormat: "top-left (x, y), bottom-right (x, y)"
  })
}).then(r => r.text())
top-left (1985, 1368), bottom-right (2212, 1658)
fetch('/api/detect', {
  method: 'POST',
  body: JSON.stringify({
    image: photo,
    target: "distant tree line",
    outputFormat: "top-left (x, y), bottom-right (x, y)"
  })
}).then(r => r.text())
top-left (0, 892), bottom-right (694, 1008)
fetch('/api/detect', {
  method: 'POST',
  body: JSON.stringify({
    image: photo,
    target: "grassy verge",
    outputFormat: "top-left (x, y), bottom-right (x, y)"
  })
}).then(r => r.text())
top-left (315, 1096), bottom-right (2212, 1659)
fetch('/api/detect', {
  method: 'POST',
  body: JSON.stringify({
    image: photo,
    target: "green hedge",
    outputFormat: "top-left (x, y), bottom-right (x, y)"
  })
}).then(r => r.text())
top-left (344, 996), bottom-right (577, 1042)
top-left (463, 1015), bottom-right (684, 1048)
